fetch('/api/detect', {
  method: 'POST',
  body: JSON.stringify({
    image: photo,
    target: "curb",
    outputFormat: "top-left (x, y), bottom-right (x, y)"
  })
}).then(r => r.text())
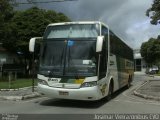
top-left (22, 92), bottom-right (41, 100)
top-left (0, 92), bottom-right (41, 101)
top-left (0, 86), bottom-right (37, 91)
top-left (0, 89), bottom-right (19, 91)
top-left (0, 96), bottom-right (22, 101)
top-left (133, 80), bottom-right (160, 101)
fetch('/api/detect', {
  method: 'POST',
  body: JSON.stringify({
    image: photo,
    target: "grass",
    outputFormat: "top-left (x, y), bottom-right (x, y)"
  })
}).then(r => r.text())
top-left (156, 74), bottom-right (160, 76)
top-left (156, 71), bottom-right (160, 76)
top-left (0, 78), bottom-right (37, 89)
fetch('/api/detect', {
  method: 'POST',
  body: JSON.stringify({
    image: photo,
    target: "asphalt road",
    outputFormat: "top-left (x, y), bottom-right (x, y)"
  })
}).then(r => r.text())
top-left (0, 72), bottom-right (160, 115)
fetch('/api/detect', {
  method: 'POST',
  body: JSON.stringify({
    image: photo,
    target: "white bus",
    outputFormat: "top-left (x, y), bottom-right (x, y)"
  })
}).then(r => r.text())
top-left (29, 21), bottom-right (134, 101)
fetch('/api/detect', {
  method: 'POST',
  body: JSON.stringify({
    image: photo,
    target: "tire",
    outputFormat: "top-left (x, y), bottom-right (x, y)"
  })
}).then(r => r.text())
top-left (107, 82), bottom-right (113, 101)
top-left (127, 76), bottom-right (132, 89)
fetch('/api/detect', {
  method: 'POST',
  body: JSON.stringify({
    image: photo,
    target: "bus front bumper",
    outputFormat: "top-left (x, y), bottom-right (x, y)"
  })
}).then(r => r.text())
top-left (38, 84), bottom-right (102, 101)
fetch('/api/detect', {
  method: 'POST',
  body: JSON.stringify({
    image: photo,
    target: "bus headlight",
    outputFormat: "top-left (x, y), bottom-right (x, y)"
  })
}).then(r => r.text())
top-left (38, 79), bottom-right (48, 86)
top-left (81, 81), bottom-right (97, 88)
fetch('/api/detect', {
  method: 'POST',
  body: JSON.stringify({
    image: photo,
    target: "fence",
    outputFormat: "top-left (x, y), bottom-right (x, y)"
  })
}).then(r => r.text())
top-left (1, 64), bottom-right (25, 89)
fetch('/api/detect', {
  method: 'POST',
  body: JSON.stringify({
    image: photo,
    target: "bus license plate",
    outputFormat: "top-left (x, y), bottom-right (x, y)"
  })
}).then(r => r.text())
top-left (59, 91), bottom-right (69, 96)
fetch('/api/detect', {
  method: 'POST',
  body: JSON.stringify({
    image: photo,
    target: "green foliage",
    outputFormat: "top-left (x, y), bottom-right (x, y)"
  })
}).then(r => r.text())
top-left (146, 0), bottom-right (160, 25)
top-left (0, 0), bottom-right (15, 43)
top-left (140, 37), bottom-right (160, 65)
top-left (0, 78), bottom-right (37, 89)
top-left (2, 7), bottom-right (70, 57)
top-left (146, 0), bottom-right (160, 67)
top-left (0, 0), bottom-right (70, 76)
top-left (0, 0), bottom-right (14, 21)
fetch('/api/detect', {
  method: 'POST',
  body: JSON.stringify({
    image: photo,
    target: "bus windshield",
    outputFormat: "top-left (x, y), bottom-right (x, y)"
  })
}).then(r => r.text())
top-left (44, 24), bottom-right (100, 39)
top-left (39, 39), bottom-right (97, 77)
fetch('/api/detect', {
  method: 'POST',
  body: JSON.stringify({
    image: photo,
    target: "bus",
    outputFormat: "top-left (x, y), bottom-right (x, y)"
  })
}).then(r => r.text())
top-left (29, 21), bottom-right (134, 101)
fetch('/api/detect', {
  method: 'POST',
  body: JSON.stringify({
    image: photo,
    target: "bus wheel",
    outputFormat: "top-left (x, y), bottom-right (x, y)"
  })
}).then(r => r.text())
top-left (107, 82), bottom-right (113, 101)
top-left (127, 76), bottom-right (131, 88)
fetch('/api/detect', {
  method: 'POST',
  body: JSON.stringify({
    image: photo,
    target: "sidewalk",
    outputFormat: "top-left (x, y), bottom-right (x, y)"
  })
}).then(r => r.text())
top-left (134, 75), bottom-right (160, 101)
top-left (0, 87), bottom-right (41, 101)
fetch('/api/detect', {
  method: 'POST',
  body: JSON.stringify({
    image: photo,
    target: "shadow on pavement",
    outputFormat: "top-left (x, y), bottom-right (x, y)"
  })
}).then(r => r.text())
top-left (39, 86), bottom-right (129, 109)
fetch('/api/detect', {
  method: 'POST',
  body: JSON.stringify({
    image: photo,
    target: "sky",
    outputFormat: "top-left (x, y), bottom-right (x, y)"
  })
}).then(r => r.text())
top-left (16, 0), bottom-right (160, 49)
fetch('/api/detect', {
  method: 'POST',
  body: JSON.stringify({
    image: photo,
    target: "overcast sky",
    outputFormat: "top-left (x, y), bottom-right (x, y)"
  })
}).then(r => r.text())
top-left (16, 0), bottom-right (160, 49)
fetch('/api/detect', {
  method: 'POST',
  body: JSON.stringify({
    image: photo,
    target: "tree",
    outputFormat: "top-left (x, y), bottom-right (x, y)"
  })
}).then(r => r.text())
top-left (0, 0), bottom-right (15, 43)
top-left (2, 7), bottom-right (70, 55)
top-left (146, 0), bottom-right (160, 25)
top-left (140, 38), bottom-right (160, 66)
top-left (2, 6), bottom-right (70, 76)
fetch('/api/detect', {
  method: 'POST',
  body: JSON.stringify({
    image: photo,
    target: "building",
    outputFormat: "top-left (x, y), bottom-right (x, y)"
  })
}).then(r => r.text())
top-left (0, 43), bottom-right (21, 74)
top-left (0, 43), bottom-right (18, 65)
top-left (134, 49), bottom-right (146, 72)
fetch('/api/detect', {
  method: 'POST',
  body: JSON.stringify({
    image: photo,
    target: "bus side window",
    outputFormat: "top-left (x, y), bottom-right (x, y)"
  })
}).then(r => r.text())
top-left (99, 40), bottom-right (107, 79)
top-left (102, 25), bottom-right (108, 36)
top-left (99, 25), bottom-right (108, 79)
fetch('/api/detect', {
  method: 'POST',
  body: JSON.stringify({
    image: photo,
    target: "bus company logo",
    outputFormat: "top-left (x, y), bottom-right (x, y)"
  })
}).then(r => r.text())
top-left (48, 78), bottom-right (59, 82)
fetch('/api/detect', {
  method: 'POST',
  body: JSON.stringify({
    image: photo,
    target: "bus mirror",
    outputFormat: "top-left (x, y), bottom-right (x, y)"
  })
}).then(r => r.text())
top-left (29, 37), bottom-right (42, 52)
top-left (96, 36), bottom-right (104, 52)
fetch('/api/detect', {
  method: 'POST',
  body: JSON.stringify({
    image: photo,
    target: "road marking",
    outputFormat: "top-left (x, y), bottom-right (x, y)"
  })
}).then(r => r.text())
top-left (113, 99), bottom-right (147, 104)
top-left (117, 87), bottom-right (160, 106)
top-left (113, 99), bottom-right (160, 106)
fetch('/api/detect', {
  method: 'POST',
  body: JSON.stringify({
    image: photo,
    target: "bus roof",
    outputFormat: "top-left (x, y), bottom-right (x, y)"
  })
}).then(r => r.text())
top-left (48, 21), bottom-right (107, 27)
